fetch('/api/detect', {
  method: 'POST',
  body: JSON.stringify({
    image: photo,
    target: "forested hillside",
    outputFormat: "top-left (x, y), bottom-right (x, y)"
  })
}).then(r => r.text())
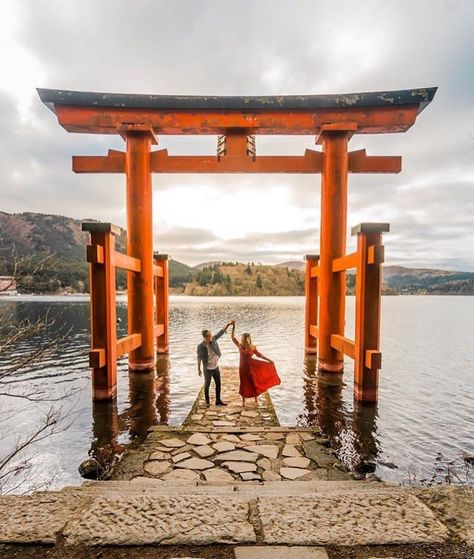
top-left (0, 212), bottom-right (473, 295)
top-left (0, 212), bottom-right (188, 293)
top-left (183, 262), bottom-right (305, 296)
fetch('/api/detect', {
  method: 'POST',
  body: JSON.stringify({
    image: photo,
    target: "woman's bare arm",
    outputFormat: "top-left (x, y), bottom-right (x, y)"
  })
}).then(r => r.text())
top-left (231, 321), bottom-right (239, 347)
top-left (254, 348), bottom-right (273, 363)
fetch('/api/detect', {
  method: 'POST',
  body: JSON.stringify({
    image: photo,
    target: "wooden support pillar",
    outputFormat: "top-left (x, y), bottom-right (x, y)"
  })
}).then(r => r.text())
top-left (352, 222), bottom-right (389, 403)
top-left (154, 253), bottom-right (169, 354)
top-left (305, 254), bottom-right (319, 354)
top-left (125, 129), bottom-right (155, 371)
top-left (82, 222), bottom-right (120, 401)
top-left (317, 125), bottom-right (353, 373)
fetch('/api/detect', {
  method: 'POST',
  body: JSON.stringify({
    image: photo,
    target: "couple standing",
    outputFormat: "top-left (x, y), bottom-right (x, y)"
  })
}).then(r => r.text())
top-left (197, 321), bottom-right (281, 407)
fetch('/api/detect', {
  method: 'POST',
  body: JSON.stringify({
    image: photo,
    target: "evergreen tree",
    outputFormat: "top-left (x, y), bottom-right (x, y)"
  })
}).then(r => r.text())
top-left (224, 274), bottom-right (232, 294)
top-left (198, 268), bottom-right (212, 286)
top-left (212, 268), bottom-right (224, 284)
top-left (256, 274), bottom-right (263, 289)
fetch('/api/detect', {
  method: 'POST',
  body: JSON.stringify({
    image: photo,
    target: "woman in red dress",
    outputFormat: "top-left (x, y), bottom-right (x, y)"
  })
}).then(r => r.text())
top-left (230, 321), bottom-right (281, 406)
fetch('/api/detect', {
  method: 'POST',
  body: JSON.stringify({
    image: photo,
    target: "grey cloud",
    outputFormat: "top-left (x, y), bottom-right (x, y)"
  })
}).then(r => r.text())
top-left (157, 226), bottom-right (318, 266)
top-left (0, 0), bottom-right (473, 270)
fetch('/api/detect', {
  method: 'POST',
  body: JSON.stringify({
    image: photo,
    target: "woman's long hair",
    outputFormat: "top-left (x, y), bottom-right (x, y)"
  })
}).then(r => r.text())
top-left (241, 332), bottom-right (255, 350)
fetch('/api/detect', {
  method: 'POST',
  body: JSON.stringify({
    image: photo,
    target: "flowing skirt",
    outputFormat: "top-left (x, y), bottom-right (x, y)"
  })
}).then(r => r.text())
top-left (239, 358), bottom-right (281, 398)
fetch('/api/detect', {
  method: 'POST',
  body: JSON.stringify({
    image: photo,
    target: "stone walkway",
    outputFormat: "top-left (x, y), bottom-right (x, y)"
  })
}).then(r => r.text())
top-left (182, 366), bottom-right (279, 428)
top-left (0, 367), bottom-right (472, 553)
top-left (112, 367), bottom-right (354, 483)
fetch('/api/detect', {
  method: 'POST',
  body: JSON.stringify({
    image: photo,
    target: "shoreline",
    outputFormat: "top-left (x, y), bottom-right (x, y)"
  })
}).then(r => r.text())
top-left (2, 292), bottom-right (474, 299)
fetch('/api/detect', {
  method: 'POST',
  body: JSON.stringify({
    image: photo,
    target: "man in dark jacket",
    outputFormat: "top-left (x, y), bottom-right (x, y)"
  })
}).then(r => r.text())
top-left (197, 323), bottom-right (232, 406)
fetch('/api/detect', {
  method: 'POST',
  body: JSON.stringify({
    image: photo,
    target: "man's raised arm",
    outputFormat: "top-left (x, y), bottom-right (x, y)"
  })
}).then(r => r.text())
top-left (213, 322), bottom-right (232, 341)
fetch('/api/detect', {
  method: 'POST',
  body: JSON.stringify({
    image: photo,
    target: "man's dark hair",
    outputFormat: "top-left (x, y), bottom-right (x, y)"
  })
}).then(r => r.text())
top-left (202, 329), bottom-right (211, 338)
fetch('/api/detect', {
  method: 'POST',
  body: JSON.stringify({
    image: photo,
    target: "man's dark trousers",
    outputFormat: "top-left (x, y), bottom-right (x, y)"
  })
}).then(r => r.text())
top-left (204, 367), bottom-right (221, 404)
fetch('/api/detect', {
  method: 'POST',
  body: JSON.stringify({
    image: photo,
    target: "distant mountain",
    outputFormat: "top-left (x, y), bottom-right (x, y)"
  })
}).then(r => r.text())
top-left (383, 266), bottom-right (474, 295)
top-left (0, 211), bottom-right (101, 262)
top-left (169, 259), bottom-right (195, 288)
top-left (0, 212), bottom-right (472, 295)
top-left (0, 212), bottom-right (110, 293)
top-left (0, 212), bottom-right (192, 293)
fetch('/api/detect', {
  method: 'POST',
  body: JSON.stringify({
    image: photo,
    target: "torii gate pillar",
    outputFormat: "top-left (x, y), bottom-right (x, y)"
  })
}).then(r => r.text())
top-left (124, 127), bottom-right (155, 371)
top-left (317, 125), bottom-right (351, 373)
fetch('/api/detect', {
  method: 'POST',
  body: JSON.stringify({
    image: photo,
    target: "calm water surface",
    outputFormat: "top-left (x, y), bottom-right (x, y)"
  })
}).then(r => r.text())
top-left (0, 295), bottom-right (472, 492)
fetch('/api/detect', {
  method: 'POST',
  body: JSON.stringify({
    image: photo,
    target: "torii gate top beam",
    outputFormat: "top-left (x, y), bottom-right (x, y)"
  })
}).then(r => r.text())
top-left (37, 87), bottom-right (436, 136)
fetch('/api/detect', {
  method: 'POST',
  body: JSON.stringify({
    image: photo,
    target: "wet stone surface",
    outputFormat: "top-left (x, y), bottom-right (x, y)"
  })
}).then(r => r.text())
top-left (111, 367), bottom-right (353, 484)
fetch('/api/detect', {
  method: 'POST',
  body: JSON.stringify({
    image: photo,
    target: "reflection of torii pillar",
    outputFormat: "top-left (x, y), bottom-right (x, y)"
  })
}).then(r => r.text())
top-left (123, 125), bottom-right (156, 371)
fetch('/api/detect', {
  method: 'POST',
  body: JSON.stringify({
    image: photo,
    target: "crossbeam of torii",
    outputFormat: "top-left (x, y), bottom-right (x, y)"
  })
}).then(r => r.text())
top-left (38, 87), bottom-right (436, 403)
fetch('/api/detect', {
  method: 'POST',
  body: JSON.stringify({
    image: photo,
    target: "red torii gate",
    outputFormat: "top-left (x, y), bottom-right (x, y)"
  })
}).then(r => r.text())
top-left (38, 87), bottom-right (436, 403)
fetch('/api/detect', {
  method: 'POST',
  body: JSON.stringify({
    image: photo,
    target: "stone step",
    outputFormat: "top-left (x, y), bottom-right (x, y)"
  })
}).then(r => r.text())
top-left (3, 485), bottom-right (453, 547)
top-left (57, 479), bottom-right (396, 497)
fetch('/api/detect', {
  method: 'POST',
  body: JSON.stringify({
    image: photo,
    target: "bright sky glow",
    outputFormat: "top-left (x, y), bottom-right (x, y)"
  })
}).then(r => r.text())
top-left (0, 0), bottom-right (473, 269)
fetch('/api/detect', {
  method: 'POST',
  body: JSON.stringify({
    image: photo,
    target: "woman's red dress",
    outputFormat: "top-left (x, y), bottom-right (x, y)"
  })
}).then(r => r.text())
top-left (238, 346), bottom-right (281, 398)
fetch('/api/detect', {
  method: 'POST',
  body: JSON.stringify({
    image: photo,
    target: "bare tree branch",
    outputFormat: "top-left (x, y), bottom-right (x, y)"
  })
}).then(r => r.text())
top-left (0, 252), bottom-right (81, 493)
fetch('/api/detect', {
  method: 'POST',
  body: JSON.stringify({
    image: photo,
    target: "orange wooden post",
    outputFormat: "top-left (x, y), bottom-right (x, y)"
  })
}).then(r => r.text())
top-left (352, 223), bottom-right (389, 403)
top-left (154, 253), bottom-right (169, 354)
top-left (82, 222), bottom-right (120, 401)
top-left (317, 126), bottom-right (353, 373)
top-left (305, 254), bottom-right (319, 354)
top-left (125, 129), bottom-right (156, 371)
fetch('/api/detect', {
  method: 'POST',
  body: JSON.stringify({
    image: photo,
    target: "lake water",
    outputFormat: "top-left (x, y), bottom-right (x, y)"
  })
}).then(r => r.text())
top-left (0, 295), bottom-right (473, 493)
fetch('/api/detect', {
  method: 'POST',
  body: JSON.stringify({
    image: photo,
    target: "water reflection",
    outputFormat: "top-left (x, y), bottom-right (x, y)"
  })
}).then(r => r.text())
top-left (1, 295), bottom-right (473, 490)
top-left (297, 355), bottom-right (379, 472)
top-left (155, 355), bottom-right (171, 425)
top-left (90, 399), bottom-right (123, 469)
top-left (89, 356), bottom-right (171, 470)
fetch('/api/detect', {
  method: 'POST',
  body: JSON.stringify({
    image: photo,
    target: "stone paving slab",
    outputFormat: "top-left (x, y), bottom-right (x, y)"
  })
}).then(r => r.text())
top-left (0, 493), bottom-right (87, 544)
top-left (63, 494), bottom-right (256, 546)
top-left (112, 368), bottom-right (347, 485)
top-left (416, 486), bottom-right (474, 547)
top-left (258, 492), bottom-right (450, 546)
top-left (234, 546), bottom-right (329, 558)
top-left (2, 485), bottom-right (473, 548)
top-left (123, 427), bottom-right (347, 483)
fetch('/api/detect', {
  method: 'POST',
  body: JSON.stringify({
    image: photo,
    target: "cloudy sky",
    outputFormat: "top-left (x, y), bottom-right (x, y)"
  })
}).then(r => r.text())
top-left (0, 1), bottom-right (473, 269)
